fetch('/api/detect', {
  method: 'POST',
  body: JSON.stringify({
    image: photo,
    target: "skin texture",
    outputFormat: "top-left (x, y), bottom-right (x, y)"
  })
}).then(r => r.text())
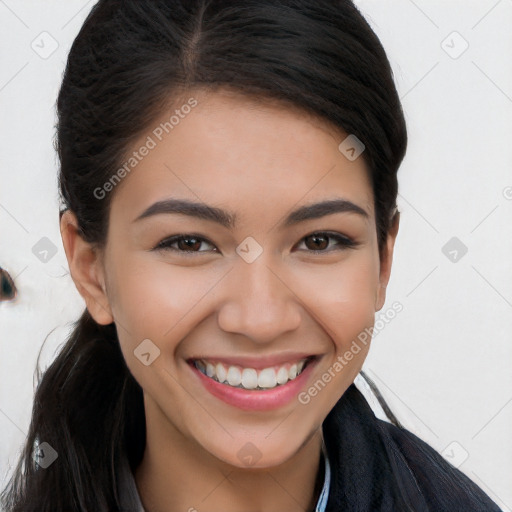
top-left (60, 89), bottom-right (399, 512)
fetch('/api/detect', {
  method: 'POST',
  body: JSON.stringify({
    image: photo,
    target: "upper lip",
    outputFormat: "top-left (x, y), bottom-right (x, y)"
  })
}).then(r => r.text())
top-left (188, 352), bottom-right (318, 370)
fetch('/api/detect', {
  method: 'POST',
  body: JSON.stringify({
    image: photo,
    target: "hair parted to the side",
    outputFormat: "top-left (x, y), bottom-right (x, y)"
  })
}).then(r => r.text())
top-left (1, 1), bottom-right (407, 510)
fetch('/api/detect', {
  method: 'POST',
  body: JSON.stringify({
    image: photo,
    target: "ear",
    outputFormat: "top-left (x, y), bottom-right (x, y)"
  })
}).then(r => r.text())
top-left (375, 211), bottom-right (400, 312)
top-left (60, 210), bottom-right (114, 325)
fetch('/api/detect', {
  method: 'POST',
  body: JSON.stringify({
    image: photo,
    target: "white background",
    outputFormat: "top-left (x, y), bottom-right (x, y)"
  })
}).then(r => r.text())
top-left (1, 0), bottom-right (511, 509)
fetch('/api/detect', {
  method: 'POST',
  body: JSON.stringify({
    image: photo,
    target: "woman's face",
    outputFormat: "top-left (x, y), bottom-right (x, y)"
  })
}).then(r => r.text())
top-left (80, 89), bottom-right (397, 468)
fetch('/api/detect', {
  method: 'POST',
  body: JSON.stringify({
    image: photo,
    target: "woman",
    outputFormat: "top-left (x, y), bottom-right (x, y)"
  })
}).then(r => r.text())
top-left (0, 1), bottom-right (501, 510)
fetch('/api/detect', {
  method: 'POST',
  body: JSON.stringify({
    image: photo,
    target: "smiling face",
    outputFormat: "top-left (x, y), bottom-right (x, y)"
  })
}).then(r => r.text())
top-left (63, 88), bottom-right (398, 470)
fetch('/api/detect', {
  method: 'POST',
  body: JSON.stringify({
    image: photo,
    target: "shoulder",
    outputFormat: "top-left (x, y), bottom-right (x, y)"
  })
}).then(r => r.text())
top-left (376, 418), bottom-right (501, 511)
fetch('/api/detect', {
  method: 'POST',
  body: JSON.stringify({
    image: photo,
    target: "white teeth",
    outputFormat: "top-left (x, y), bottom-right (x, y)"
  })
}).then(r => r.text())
top-left (226, 366), bottom-right (242, 386)
top-left (193, 357), bottom-right (311, 390)
top-left (276, 366), bottom-right (289, 385)
top-left (258, 368), bottom-right (277, 388)
top-left (241, 368), bottom-right (258, 389)
top-left (216, 363), bottom-right (227, 383)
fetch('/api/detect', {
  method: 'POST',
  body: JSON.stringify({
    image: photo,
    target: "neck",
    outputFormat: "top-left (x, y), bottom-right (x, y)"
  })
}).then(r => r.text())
top-left (134, 398), bottom-right (324, 512)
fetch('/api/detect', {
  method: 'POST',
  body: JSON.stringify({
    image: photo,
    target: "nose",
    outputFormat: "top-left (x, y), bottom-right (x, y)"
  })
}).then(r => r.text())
top-left (217, 256), bottom-right (302, 345)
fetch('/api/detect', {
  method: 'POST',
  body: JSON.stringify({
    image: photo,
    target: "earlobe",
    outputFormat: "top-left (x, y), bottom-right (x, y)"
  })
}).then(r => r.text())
top-left (375, 283), bottom-right (387, 312)
top-left (375, 211), bottom-right (400, 312)
top-left (60, 210), bottom-right (114, 325)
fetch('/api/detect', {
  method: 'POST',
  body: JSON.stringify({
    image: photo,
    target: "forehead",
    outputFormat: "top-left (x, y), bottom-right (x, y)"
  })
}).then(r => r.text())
top-left (109, 89), bottom-right (374, 226)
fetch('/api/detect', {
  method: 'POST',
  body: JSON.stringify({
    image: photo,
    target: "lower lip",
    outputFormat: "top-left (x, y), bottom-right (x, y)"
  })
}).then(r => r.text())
top-left (189, 358), bottom-right (318, 411)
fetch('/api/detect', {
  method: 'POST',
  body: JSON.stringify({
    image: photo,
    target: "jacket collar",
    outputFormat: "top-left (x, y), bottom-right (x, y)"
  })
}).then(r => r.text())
top-left (322, 383), bottom-right (428, 512)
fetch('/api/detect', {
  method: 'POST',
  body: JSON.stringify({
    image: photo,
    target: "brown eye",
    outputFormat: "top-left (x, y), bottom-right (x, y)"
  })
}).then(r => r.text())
top-left (297, 232), bottom-right (357, 253)
top-left (175, 237), bottom-right (202, 251)
top-left (154, 235), bottom-right (217, 254)
top-left (304, 233), bottom-right (329, 251)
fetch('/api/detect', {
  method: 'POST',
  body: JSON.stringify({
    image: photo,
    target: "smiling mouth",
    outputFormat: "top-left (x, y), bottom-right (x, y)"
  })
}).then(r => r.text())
top-left (190, 356), bottom-right (316, 391)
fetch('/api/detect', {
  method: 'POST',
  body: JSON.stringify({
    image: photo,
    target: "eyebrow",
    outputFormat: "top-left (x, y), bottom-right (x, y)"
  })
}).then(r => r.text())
top-left (133, 197), bottom-right (369, 228)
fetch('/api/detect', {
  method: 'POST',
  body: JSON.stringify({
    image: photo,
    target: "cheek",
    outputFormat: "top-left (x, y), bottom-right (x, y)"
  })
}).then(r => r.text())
top-left (291, 251), bottom-right (379, 350)
top-left (105, 257), bottom-right (219, 394)
top-left (117, 264), bottom-right (210, 319)
top-left (105, 255), bottom-right (208, 347)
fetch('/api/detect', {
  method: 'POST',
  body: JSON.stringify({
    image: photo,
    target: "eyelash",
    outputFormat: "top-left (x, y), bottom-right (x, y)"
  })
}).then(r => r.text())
top-left (153, 231), bottom-right (359, 256)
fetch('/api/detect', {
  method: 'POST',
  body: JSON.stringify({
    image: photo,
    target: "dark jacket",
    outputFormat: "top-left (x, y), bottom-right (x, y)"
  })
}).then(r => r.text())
top-left (322, 384), bottom-right (500, 511)
top-left (117, 383), bottom-right (500, 511)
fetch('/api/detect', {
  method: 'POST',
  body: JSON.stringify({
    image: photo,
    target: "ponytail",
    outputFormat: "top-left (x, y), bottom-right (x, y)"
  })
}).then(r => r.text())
top-left (0, 309), bottom-right (146, 511)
